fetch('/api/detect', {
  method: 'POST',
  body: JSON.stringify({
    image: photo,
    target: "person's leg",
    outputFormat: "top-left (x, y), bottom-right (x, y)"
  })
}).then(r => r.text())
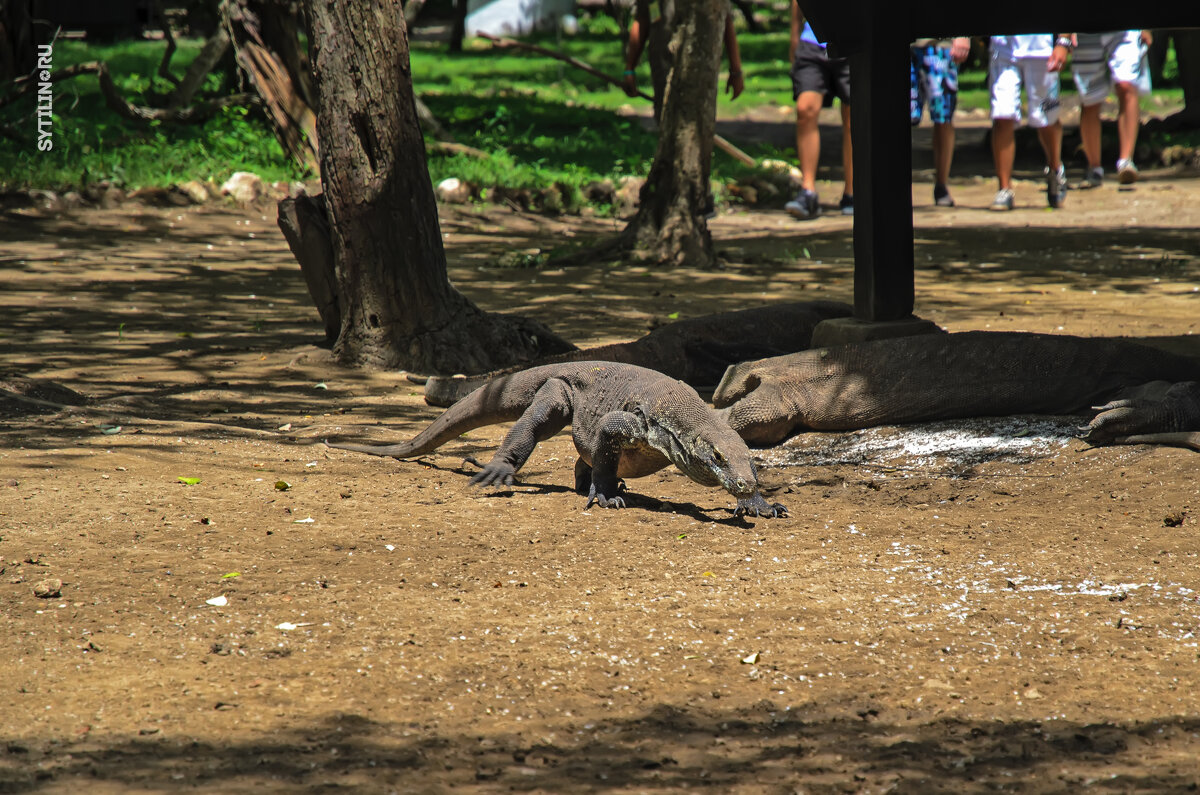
top-left (839, 101), bottom-right (853, 201)
top-left (1079, 102), bottom-right (1104, 171)
top-left (932, 122), bottom-right (954, 186)
top-left (1073, 32), bottom-right (1110, 183)
top-left (1025, 55), bottom-right (1066, 207)
top-left (1036, 121), bottom-right (1063, 173)
top-left (992, 117), bottom-right (1016, 190)
top-left (1107, 31), bottom-right (1145, 182)
top-left (795, 91), bottom-right (823, 193)
top-left (989, 52), bottom-right (1020, 208)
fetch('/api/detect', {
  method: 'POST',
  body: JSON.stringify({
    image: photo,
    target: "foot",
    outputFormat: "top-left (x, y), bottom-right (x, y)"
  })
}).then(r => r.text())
top-left (1046, 165), bottom-right (1067, 208)
top-left (1084, 166), bottom-right (1103, 189)
top-left (734, 493), bottom-right (788, 518)
top-left (933, 183), bottom-right (954, 207)
top-left (838, 194), bottom-right (854, 216)
top-left (785, 188), bottom-right (820, 220)
top-left (1117, 158), bottom-right (1138, 185)
top-left (989, 188), bottom-right (1014, 211)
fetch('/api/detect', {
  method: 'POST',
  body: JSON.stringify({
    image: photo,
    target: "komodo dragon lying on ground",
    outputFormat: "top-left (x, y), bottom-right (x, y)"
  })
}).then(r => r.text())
top-left (713, 332), bottom-right (1200, 450)
top-left (422, 300), bottom-right (853, 407)
top-left (328, 362), bottom-right (787, 517)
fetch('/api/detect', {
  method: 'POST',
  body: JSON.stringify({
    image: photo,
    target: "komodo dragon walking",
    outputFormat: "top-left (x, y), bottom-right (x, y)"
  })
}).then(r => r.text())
top-left (712, 332), bottom-right (1200, 450)
top-left (422, 300), bottom-right (853, 407)
top-left (328, 362), bottom-right (787, 517)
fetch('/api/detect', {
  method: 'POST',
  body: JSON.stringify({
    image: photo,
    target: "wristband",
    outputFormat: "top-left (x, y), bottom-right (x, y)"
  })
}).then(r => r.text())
top-left (1055, 36), bottom-right (1073, 50)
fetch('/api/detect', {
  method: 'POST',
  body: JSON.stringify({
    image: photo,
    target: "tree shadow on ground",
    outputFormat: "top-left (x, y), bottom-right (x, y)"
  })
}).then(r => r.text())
top-left (2, 705), bottom-right (1198, 792)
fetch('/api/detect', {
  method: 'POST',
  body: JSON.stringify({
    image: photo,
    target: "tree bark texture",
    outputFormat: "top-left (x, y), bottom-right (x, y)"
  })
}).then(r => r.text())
top-left (621, 0), bottom-right (725, 268)
top-left (224, 0), bottom-right (320, 172)
top-left (301, 0), bottom-right (573, 372)
top-left (0, 0), bottom-right (35, 83)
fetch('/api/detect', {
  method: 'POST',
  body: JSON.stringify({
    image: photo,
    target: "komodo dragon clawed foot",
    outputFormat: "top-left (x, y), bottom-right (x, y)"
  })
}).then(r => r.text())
top-left (463, 456), bottom-right (517, 487)
top-left (1082, 381), bottom-right (1200, 450)
top-left (735, 494), bottom-right (788, 518)
top-left (585, 483), bottom-right (627, 510)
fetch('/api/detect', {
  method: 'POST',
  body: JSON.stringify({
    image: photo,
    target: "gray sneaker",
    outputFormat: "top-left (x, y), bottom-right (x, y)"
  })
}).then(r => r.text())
top-left (989, 188), bottom-right (1014, 211)
top-left (1046, 165), bottom-right (1067, 208)
top-left (785, 188), bottom-right (820, 220)
top-left (1117, 158), bottom-right (1138, 185)
top-left (1084, 167), bottom-right (1103, 189)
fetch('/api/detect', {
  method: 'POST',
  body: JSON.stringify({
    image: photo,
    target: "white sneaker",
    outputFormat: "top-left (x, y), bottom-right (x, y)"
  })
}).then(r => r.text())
top-left (1117, 159), bottom-right (1138, 185)
top-left (990, 188), bottom-right (1014, 211)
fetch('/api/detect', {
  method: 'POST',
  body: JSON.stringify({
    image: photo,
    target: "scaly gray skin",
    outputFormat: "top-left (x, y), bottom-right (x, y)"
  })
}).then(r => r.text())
top-left (713, 332), bottom-right (1200, 451)
top-left (422, 300), bottom-right (853, 407)
top-left (329, 362), bottom-right (787, 517)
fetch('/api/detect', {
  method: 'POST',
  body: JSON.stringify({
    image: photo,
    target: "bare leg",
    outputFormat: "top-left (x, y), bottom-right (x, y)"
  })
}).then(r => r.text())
top-left (795, 91), bottom-right (823, 192)
top-left (932, 121), bottom-right (955, 186)
top-left (1079, 103), bottom-right (1103, 170)
top-left (991, 118), bottom-right (1016, 190)
top-left (1114, 80), bottom-right (1140, 162)
top-left (1036, 120), bottom-right (1063, 172)
top-left (840, 101), bottom-right (853, 197)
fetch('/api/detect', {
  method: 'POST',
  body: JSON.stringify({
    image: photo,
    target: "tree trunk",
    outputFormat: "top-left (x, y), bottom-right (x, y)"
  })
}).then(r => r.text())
top-left (620, 0), bottom-right (725, 268)
top-left (1176, 29), bottom-right (1200, 125)
top-left (0, 0), bottom-right (36, 83)
top-left (223, 0), bottom-right (319, 173)
top-left (299, 0), bottom-right (573, 372)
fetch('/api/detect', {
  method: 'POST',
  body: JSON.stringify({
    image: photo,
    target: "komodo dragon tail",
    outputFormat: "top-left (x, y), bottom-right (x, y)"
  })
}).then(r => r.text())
top-left (326, 368), bottom-right (557, 458)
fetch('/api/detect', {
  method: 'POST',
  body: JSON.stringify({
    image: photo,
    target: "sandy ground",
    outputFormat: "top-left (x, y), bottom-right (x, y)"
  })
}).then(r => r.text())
top-left (1, 166), bottom-right (1199, 793)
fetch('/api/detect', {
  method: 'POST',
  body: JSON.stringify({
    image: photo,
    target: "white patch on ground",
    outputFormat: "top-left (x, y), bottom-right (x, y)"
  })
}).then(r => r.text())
top-left (756, 415), bottom-right (1080, 474)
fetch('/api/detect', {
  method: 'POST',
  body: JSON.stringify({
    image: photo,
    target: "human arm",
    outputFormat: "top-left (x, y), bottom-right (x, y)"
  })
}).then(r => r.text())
top-left (724, 14), bottom-right (744, 99)
top-left (949, 36), bottom-right (970, 64)
top-left (1048, 33), bottom-right (1075, 72)
top-left (622, 3), bottom-right (651, 97)
top-left (790, 0), bottom-right (802, 57)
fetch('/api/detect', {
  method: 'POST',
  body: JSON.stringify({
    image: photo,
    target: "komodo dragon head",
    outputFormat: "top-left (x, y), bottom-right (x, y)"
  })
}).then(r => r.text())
top-left (642, 401), bottom-right (783, 516)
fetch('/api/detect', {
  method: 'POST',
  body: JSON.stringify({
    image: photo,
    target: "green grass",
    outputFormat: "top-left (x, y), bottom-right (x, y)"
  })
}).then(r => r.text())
top-left (0, 38), bottom-right (306, 191)
top-left (0, 28), bottom-right (1190, 197)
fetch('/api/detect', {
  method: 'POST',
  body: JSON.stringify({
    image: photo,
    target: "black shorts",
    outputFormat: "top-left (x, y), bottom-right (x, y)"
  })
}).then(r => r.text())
top-left (791, 40), bottom-right (851, 106)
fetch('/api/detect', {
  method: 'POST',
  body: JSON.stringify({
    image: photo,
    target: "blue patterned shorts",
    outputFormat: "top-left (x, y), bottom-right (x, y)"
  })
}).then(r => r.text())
top-left (910, 45), bottom-right (959, 125)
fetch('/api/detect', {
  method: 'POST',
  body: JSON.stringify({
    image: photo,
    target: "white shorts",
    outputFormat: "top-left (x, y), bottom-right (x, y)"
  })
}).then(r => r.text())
top-left (989, 53), bottom-right (1061, 127)
top-left (1072, 30), bottom-right (1150, 105)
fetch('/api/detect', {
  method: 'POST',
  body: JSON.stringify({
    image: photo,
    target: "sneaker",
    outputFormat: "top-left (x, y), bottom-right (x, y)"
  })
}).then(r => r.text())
top-left (933, 183), bottom-right (955, 207)
top-left (1046, 165), bottom-right (1067, 208)
top-left (1084, 166), bottom-right (1103, 189)
top-left (839, 194), bottom-right (854, 216)
top-left (1117, 158), bottom-right (1138, 184)
top-left (989, 188), bottom-right (1014, 211)
top-left (785, 188), bottom-right (820, 220)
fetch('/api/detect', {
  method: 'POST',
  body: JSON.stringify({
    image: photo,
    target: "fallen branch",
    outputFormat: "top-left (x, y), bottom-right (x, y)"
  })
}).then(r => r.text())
top-left (151, 0), bottom-right (181, 87)
top-left (0, 60), bottom-right (259, 122)
top-left (426, 140), bottom-right (490, 158)
top-left (478, 31), bottom-right (756, 168)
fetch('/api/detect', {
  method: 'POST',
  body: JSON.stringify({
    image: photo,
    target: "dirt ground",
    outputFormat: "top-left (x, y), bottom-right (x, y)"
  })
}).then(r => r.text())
top-left (2, 159), bottom-right (1200, 794)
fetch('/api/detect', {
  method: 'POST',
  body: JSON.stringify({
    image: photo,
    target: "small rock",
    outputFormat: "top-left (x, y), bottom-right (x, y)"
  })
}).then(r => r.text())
top-left (99, 186), bottom-right (125, 209)
top-left (435, 177), bottom-right (472, 203)
top-left (583, 179), bottom-right (615, 204)
top-left (33, 578), bottom-right (62, 599)
top-left (221, 171), bottom-right (265, 204)
top-left (176, 180), bottom-right (211, 204)
top-left (615, 176), bottom-right (644, 215)
top-left (538, 185), bottom-right (563, 214)
top-left (27, 189), bottom-right (59, 209)
top-left (288, 181), bottom-right (308, 199)
top-left (61, 191), bottom-right (84, 208)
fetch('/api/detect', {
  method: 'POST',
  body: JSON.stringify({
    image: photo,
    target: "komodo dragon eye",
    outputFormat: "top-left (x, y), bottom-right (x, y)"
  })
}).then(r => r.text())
top-left (712, 448), bottom-right (726, 464)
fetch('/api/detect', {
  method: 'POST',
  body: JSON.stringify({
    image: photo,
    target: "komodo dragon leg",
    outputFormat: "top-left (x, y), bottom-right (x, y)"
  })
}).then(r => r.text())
top-left (467, 378), bottom-right (573, 487)
top-left (583, 411), bottom-right (649, 509)
top-left (1083, 381), bottom-right (1200, 451)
